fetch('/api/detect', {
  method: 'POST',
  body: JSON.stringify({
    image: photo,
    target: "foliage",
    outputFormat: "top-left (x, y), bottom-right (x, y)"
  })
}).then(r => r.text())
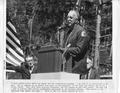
top-left (7, 0), bottom-right (112, 76)
top-left (7, 0), bottom-right (78, 47)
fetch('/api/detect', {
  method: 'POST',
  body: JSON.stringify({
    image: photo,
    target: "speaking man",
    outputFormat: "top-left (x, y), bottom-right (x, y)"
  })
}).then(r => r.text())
top-left (62, 10), bottom-right (92, 79)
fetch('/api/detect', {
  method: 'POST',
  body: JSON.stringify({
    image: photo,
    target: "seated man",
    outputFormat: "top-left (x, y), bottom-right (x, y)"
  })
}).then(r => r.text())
top-left (7, 56), bottom-right (34, 79)
top-left (73, 57), bottom-right (99, 79)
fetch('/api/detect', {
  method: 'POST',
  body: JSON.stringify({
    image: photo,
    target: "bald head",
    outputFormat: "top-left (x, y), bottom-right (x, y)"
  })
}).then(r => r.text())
top-left (68, 10), bottom-right (79, 19)
top-left (67, 10), bottom-right (79, 26)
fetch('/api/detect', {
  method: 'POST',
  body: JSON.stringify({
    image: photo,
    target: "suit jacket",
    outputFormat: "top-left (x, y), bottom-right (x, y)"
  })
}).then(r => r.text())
top-left (64, 23), bottom-right (91, 74)
top-left (88, 68), bottom-right (100, 79)
top-left (80, 68), bottom-right (100, 79)
top-left (7, 62), bottom-right (31, 79)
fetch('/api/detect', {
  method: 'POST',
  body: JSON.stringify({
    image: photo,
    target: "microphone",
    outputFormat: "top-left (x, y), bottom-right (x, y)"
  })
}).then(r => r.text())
top-left (63, 43), bottom-right (71, 57)
top-left (66, 43), bottom-right (71, 48)
top-left (62, 43), bottom-right (71, 71)
top-left (57, 21), bottom-right (68, 30)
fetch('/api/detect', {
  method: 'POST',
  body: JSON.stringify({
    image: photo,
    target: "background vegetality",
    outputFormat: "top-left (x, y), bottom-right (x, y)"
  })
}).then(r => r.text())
top-left (7, 0), bottom-right (112, 76)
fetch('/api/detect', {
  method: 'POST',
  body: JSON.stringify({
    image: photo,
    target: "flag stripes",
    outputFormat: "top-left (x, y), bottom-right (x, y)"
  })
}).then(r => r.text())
top-left (6, 56), bottom-right (20, 66)
top-left (7, 21), bottom-right (17, 33)
top-left (7, 32), bottom-right (21, 48)
top-left (6, 48), bottom-right (24, 62)
top-left (6, 21), bottom-right (25, 66)
top-left (6, 27), bottom-right (21, 46)
top-left (6, 39), bottom-right (24, 58)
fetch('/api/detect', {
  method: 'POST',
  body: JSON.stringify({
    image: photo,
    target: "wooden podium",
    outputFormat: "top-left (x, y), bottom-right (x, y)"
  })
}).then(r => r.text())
top-left (31, 46), bottom-right (80, 79)
top-left (33, 45), bottom-right (72, 73)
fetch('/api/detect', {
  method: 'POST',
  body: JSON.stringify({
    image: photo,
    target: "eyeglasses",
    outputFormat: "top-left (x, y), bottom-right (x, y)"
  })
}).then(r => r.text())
top-left (67, 16), bottom-right (74, 19)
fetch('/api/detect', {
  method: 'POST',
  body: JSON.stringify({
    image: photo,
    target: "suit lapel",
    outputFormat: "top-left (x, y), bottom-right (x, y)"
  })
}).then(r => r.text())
top-left (65, 24), bottom-right (77, 46)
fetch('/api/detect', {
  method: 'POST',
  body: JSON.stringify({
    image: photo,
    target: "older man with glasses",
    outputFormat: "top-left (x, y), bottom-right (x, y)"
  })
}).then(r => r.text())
top-left (61, 10), bottom-right (93, 79)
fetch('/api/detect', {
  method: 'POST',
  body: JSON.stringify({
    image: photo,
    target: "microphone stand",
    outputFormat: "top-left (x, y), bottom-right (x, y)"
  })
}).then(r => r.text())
top-left (62, 44), bottom-right (71, 72)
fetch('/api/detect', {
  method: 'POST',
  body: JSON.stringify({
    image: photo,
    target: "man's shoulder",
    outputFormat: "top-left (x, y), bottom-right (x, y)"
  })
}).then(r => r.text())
top-left (75, 24), bottom-right (84, 31)
top-left (75, 24), bottom-right (87, 37)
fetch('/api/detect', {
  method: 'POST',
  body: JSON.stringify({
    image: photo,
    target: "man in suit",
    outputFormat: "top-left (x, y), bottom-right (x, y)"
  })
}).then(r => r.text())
top-left (62, 10), bottom-right (93, 79)
top-left (6, 56), bottom-right (34, 79)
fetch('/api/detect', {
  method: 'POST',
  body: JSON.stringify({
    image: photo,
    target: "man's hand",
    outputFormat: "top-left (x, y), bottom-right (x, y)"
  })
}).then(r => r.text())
top-left (59, 47), bottom-right (65, 53)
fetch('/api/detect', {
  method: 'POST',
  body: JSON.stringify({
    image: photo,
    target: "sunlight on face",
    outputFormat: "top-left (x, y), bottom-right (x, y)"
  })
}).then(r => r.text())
top-left (87, 57), bottom-right (93, 69)
top-left (67, 10), bottom-right (78, 26)
top-left (26, 56), bottom-right (34, 66)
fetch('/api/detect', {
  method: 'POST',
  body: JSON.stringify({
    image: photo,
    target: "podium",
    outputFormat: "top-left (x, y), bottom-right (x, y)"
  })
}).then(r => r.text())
top-left (33, 45), bottom-right (72, 73)
top-left (31, 46), bottom-right (80, 79)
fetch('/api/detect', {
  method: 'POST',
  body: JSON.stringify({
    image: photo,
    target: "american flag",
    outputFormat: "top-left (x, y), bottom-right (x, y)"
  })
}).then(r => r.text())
top-left (6, 21), bottom-right (25, 67)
